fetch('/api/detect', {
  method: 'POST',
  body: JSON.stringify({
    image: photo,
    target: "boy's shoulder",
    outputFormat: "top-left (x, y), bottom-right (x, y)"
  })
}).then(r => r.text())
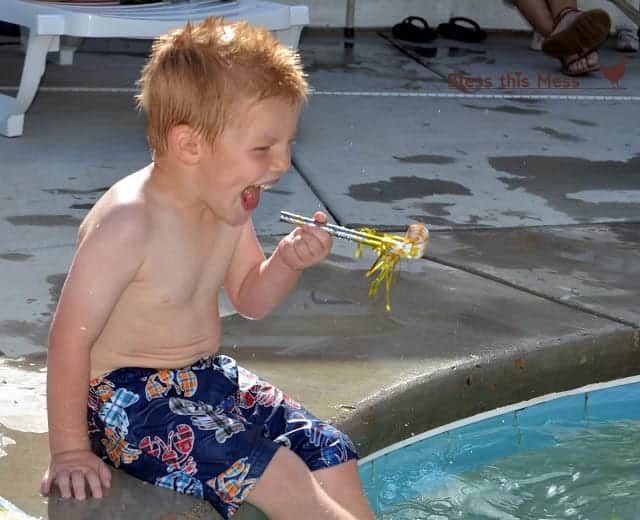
top-left (79, 170), bottom-right (151, 244)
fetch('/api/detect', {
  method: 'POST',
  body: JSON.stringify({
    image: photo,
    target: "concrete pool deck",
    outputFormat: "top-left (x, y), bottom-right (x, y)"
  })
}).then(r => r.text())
top-left (0, 27), bottom-right (639, 519)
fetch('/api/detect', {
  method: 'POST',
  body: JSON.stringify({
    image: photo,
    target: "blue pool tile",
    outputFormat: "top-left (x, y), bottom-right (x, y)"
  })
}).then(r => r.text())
top-left (360, 379), bottom-right (640, 512)
top-left (586, 382), bottom-right (640, 422)
top-left (517, 393), bottom-right (587, 428)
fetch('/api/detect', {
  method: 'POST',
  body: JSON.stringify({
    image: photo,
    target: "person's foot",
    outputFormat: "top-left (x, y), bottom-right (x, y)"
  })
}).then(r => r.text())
top-left (616, 28), bottom-right (639, 52)
top-left (549, 10), bottom-right (600, 76)
top-left (560, 49), bottom-right (599, 76)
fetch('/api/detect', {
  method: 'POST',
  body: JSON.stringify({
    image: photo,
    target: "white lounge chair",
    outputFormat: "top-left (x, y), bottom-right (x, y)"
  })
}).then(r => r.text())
top-left (0, 0), bottom-right (309, 137)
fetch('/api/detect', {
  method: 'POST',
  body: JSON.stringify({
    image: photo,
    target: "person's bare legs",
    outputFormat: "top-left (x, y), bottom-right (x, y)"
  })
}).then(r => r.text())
top-left (514, 0), bottom-right (556, 35)
top-left (514, 0), bottom-right (598, 75)
top-left (247, 448), bottom-right (373, 519)
top-left (313, 460), bottom-right (376, 520)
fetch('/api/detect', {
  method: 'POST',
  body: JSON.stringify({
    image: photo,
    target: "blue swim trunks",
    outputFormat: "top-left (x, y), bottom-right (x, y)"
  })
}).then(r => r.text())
top-left (87, 354), bottom-right (358, 518)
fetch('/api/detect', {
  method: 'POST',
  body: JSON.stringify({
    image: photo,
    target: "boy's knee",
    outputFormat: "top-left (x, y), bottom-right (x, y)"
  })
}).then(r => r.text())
top-left (247, 447), bottom-right (341, 518)
top-left (251, 447), bottom-right (313, 498)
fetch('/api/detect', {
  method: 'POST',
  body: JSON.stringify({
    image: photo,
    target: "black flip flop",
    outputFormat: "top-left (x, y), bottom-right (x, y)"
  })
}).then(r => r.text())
top-left (391, 16), bottom-right (438, 43)
top-left (437, 17), bottom-right (487, 43)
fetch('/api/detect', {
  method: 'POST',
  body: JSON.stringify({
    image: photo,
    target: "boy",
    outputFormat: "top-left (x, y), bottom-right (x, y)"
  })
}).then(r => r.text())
top-left (40, 17), bottom-right (374, 520)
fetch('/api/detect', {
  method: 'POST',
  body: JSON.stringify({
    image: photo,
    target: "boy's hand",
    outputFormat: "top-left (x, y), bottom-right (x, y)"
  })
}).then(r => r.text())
top-left (276, 211), bottom-right (333, 271)
top-left (41, 450), bottom-right (112, 500)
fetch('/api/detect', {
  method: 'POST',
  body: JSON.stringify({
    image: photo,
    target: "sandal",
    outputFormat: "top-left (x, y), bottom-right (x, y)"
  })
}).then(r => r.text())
top-left (542, 7), bottom-right (611, 58)
top-left (437, 17), bottom-right (487, 43)
top-left (560, 49), bottom-right (600, 76)
top-left (391, 16), bottom-right (438, 43)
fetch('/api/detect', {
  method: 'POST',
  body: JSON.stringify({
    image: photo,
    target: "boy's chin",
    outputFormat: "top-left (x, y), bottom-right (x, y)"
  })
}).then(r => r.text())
top-left (224, 210), bottom-right (252, 227)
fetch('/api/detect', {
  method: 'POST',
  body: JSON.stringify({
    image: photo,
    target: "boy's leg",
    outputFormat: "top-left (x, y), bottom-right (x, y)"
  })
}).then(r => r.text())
top-left (313, 460), bottom-right (376, 520)
top-left (246, 447), bottom-right (359, 520)
top-left (236, 363), bottom-right (375, 518)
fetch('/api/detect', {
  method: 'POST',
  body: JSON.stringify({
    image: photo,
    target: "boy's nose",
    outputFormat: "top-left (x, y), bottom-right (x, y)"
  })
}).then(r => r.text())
top-left (271, 148), bottom-right (291, 173)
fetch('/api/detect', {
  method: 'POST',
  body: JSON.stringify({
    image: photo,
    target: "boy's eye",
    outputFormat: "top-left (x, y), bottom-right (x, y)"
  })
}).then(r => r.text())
top-left (253, 146), bottom-right (271, 152)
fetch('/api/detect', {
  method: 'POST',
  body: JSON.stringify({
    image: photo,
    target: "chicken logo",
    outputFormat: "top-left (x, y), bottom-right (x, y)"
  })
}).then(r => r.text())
top-left (601, 57), bottom-right (625, 89)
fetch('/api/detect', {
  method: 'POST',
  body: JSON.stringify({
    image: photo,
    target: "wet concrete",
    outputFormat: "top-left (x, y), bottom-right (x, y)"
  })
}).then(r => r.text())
top-left (0, 28), bottom-right (639, 519)
top-left (5, 215), bottom-right (83, 227)
top-left (347, 176), bottom-right (472, 202)
top-left (489, 155), bottom-right (640, 222)
top-left (462, 103), bottom-right (549, 115)
top-left (295, 92), bottom-right (640, 228)
top-left (427, 223), bottom-right (640, 326)
top-left (391, 154), bottom-right (457, 164)
top-left (298, 29), bottom-right (443, 90)
top-left (0, 253), bottom-right (33, 261)
top-left (530, 126), bottom-right (585, 142)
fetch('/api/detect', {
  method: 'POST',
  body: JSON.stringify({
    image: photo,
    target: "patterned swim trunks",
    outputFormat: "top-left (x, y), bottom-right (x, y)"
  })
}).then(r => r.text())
top-left (87, 355), bottom-right (358, 518)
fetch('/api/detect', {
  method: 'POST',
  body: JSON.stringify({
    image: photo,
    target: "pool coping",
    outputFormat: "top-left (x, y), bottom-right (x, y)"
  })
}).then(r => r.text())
top-left (359, 373), bottom-right (640, 465)
top-left (338, 327), bottom-right (640, 458)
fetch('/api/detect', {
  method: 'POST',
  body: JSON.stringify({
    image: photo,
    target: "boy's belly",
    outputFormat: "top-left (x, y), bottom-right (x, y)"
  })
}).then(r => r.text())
top-left (89, 302), bottom-right (221, 379)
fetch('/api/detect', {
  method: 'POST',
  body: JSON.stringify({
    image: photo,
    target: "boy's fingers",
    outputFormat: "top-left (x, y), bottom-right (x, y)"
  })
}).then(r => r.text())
top-left (40, 471), bottom-right (52, 495)
top-left (306, 232), bottom-right (327, 257)
top-left (71, 471), bottom-right (87, 500)
top-left (304, 222), bottom-right (330, 241)
top-left (305, 227), bottom-right (332, 252)
top-left (294, 236), bottom-right (312, 260)
top-left (56, 471), bottom-right (72, 499)
top-left (98, 462), bottom-right (112, 488)
top-left (312, 211), bottom-right (327, 224)
top-left (86, 471), bottom-right (104, 499)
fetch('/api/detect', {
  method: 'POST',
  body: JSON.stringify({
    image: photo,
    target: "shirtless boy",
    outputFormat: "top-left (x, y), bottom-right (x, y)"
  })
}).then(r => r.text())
top-left (40, 17), bottom-right (374, 520)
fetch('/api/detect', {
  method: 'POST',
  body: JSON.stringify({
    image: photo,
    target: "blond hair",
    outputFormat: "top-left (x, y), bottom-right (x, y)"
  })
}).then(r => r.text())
top-left (137, 17), bottom-right (308, 155)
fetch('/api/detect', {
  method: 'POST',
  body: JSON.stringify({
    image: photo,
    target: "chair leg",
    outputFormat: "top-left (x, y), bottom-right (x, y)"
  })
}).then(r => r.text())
top-left (273, 25), bottom-right (304, 49)
top-left (58, 36), bottom-right (84, 65)
top-left (0, 32), bottom-right (57, 137)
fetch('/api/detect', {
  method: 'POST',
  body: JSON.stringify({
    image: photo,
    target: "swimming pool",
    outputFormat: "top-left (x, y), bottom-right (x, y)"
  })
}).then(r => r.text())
top-left (358, 375), bottom-right (640, 519)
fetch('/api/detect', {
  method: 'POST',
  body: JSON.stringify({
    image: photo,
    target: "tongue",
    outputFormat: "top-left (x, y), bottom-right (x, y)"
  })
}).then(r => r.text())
top-left (241, 185), bottom-right (260, 211)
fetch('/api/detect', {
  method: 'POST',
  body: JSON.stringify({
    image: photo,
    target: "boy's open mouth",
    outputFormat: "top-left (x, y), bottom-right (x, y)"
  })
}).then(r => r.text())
top-left (240, 184), bottom-right (272, 211)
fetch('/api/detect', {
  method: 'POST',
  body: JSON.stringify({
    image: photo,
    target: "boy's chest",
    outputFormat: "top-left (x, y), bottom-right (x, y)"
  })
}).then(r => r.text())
top-left (138, 224), bottom-right (235, 305)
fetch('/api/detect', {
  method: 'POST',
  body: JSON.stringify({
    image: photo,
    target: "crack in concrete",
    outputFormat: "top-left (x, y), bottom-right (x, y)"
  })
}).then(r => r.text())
top-left (425, 253), bottom-right (639, 329)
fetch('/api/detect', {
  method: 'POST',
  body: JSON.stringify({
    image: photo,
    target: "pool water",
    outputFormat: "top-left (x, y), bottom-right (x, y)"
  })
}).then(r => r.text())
top-left (359, 377), bottom-right (640, 519)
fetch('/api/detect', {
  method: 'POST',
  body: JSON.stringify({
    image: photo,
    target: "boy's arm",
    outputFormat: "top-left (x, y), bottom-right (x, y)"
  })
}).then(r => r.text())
top-left (43, 203), bottom-right (148, 499)
top-left (224, 212), bottom-right (332, 319)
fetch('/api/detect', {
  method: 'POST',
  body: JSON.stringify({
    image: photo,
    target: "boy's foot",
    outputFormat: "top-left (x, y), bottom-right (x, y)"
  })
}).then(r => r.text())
top-left (616, 28), bottom-right (639, 52)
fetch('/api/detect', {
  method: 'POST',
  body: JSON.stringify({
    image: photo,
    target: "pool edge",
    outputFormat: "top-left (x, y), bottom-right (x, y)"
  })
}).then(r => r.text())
top-left (338, 327), bottom-right (640, 457)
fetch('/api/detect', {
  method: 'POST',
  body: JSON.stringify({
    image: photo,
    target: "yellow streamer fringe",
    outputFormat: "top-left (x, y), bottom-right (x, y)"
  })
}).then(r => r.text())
top-left (354, 224), bottom-right (428, 311)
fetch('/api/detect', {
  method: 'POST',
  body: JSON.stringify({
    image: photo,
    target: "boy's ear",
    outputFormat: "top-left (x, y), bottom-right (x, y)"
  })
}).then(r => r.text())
top-left (168, 124), bottom-right (203, 165)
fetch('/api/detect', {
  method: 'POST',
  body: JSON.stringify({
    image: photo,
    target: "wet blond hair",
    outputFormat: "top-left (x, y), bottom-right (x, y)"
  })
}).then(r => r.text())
top-left (136, 17), bottom-right (308, 155)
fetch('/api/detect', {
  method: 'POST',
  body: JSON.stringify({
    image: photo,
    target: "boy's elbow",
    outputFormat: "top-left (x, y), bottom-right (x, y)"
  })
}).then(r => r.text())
top-left (235, 303), bottom-right (270, 321)
top-left (225, 287), bottom-right (269, 320)
top-left (47, 317), bottom-right (94, 356)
